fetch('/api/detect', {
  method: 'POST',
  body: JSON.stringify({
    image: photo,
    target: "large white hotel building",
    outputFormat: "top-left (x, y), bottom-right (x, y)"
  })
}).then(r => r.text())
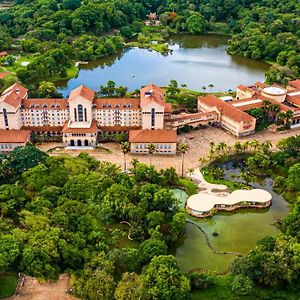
top-left (1, 79), bottom-right (300, 154)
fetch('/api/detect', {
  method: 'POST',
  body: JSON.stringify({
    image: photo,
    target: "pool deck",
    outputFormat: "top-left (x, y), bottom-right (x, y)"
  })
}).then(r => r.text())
top-left (186, 169), bottom-right (272, 217)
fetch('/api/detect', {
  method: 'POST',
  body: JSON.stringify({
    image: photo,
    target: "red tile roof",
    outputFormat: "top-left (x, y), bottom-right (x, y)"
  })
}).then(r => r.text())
top-left (0, 83), bottom-right (27, 108)
top-left (99, 125), bottom-right (141, 132)
top-left (94, 98), bottom-right (140, 110)
top-left (140, 84), bottom-right (172, 113)
top-left (169, 111), bottom-right (218, 122)
top-left (22, 98), bottom-right (68, 110)
top-left (0, 129), bottom-right (31, 143)
top-left (288, 80), bottom-right (300, 90)
top-left (68, 85), bottom-right (95, 102)
top-left (62, 120), bottom-right (98, 133)
top-left (286, 94), bottom-right (300, 108)
top-left (254, 82), bottom-right (266, 88)
top-left (21, 126), bottom-right (63, 132)
top-left (237, 85), bottom-right (250, 92)
top-left (198, 95), bottom-right (255, 123)
top-left (129, 129), bottom-right (177, 143)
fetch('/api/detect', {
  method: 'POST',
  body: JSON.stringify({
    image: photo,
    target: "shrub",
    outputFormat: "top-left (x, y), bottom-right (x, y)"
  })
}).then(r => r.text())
top-left (231, 275), bottom-right (254, 296)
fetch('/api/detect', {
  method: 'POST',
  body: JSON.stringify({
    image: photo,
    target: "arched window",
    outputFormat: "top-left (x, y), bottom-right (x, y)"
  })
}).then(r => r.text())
top-left (78, 105), bottom-right (83, 122)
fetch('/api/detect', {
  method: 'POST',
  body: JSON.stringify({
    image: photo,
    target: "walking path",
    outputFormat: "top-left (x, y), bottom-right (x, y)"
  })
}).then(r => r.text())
top-left (186, 169), bottom-right (272, 216)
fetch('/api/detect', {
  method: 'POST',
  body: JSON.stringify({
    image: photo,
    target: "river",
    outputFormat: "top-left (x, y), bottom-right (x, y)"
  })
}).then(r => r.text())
top-left (57, 34), bottom-right (270, 97)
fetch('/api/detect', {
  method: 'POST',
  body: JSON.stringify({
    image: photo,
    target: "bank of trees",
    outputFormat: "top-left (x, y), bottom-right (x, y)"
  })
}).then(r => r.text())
top-left (0, 145), bottom-right (194, 299)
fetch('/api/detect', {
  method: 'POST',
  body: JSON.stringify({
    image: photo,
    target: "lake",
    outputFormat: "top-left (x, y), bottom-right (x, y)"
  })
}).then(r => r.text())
top-left (175, 171), bottom-right (289, 273)
top-left (57, 34), bottom-right (270, 97)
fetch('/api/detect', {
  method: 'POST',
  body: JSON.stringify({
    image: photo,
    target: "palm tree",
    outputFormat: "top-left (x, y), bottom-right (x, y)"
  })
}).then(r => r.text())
top-left (147, 143), bottom-right (156, 166)
top-left (209, 141), bottom-right (215, 159)
top-left (234, 141), bottom-right (243, 154)
top-left (130, 158), bottom-right (139, 175)
top-left (284, 110), bottom-right (294, 128)
top-left (202, 86), bottom-right (207, 92)
top-left (208, 84), bottom-right (214, 92)
top-left (276, 111), bottom-right (286, 126)
top-left (249, 139), bottom-right (260, 153)
top-left (120, 141), bottom-right (130, 171)
top-left (178, 143), bottom-right (189, 177)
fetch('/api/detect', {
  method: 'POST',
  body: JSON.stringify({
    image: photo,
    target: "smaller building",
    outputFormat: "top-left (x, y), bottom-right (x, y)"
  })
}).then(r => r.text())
top-left (198, 95), bottom-right (256, 137)
top-left (129, 129), bottom-right (177, 154)
top-left (0, 129), bottom-right (31, 153)
top-left (62, 119), bottom-right (98, 147)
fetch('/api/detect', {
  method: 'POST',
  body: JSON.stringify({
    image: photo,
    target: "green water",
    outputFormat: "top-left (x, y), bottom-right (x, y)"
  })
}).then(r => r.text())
top-left (172, 188), bottom-right (189, 209)
top-left (176, 185), bottom-right (289, 273)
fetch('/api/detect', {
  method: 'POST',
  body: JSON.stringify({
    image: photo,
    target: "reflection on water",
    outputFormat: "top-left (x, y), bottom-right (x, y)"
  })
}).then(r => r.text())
top-left (57, 34), bottom-right (270, 97)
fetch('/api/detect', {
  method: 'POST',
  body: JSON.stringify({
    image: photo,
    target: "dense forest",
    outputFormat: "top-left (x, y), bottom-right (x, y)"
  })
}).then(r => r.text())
top-left (0, 0), bottom-right (299, 91)
top-left (0, 145), bottom-right (194, 299)
top-left (1, 136), bottom-right (300, 298)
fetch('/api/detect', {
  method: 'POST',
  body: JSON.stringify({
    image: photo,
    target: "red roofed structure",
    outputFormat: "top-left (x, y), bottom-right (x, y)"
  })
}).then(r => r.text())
top-left (68, 85), bottom-right (95, 102)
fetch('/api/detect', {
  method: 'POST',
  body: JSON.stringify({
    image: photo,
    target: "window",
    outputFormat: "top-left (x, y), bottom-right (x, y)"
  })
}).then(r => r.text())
top-left (74, 108), bottom-right (77, 121)
top-left (78, 105), bottom-right (83, 122)
top-left (3, 109), bottom-right (8, 127)
top-left (84, 108), bottom-right (87, 122)
top-left (151, 108), bottom-right (155, 127)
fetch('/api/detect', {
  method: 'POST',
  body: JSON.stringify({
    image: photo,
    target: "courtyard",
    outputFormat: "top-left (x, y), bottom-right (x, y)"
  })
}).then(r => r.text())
top-left (39, 126), bottom-right (300, 174)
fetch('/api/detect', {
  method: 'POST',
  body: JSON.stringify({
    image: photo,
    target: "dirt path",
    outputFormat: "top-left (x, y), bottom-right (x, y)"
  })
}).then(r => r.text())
top-left (6, 274), bottom-right (79, 300)
top-left (40, 127), bottom-right (300, 173)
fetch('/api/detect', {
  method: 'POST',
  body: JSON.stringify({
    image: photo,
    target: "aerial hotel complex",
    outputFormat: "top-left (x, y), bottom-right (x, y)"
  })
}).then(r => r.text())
top-left (0, 79), bottom-right (300, 153)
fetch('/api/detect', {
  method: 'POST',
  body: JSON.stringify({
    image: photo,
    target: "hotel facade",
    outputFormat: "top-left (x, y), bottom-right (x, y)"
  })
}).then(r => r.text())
top-left (1, 79), bottom-right (300, 153)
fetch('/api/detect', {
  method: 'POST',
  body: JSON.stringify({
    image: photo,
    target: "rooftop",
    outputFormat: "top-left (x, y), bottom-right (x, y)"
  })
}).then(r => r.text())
top-left (129, 129), bottom-right (177, 143)
top-left (93, 98), bottom-right (140, 110)
top-left (62, 120), bottom-right (98, 133)
top-left (68, 85), bottom-right (95, 102)
top-left (0, 129), bottom-right (31, 143)
top-left (23, 98), bottom-right (68, 110)
top-left (198, 95), bottom-right (255, 123)
top-left (0, 83), bottom-right (27, 108)
top-left (263, 86), bottom-right (286, 96)
top-left (187, 189), bottom-right (272, 213)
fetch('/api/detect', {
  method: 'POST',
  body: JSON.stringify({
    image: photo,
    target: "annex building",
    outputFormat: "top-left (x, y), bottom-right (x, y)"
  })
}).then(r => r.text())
top-left (1, 79), bottom-right (300, 153)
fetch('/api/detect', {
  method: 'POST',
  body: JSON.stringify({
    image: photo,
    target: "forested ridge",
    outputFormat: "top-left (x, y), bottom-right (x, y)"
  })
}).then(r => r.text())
top-left (0, 0), bottom-right (299, 90)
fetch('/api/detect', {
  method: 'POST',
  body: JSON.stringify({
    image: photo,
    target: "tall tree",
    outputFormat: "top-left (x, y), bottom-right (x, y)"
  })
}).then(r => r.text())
top-left (147, 143), bottom-right (156, 166)
top-left (178, 143), bottom-right (189, 177)
top-left (120, 142), bottom-right (131, 171)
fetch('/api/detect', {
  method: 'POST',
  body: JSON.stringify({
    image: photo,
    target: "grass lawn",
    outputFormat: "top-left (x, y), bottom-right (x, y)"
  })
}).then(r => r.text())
top-left (66, 65), bottom-right (79, 79)
top-left (0, 273), bottom-right (18, 299)
top-left (201, 167), bottom-right (248, 191)
top-left (191, 274), bottom-right (299, 300)
top-left (5, 55), bottom-right (34, 73)
top-left (179, 177), bottom-right (198, 195)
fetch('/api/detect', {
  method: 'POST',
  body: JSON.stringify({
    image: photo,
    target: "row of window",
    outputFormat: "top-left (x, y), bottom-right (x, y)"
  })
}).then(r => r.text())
top-left (135, 144), bottom-right (172, 149)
